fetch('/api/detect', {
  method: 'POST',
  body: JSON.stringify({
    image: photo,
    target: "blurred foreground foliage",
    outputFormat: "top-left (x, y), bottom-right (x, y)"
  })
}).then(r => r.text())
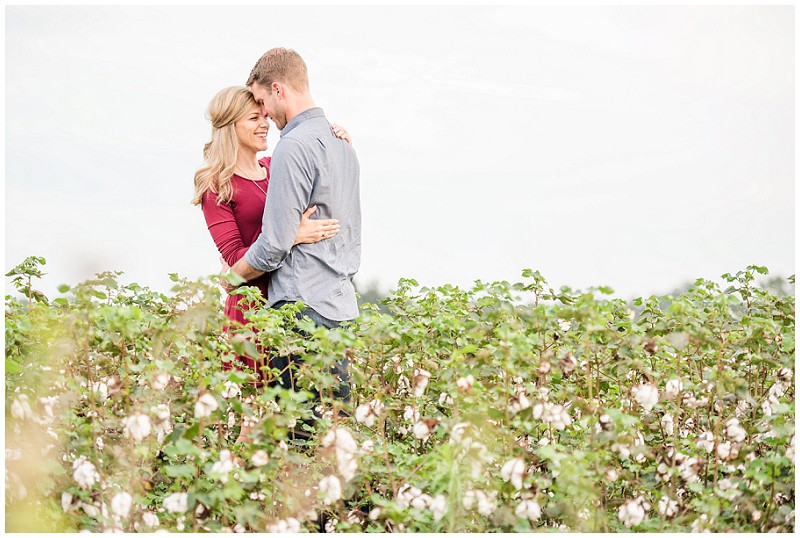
top-left (5, 257), bottom-right (795, 532)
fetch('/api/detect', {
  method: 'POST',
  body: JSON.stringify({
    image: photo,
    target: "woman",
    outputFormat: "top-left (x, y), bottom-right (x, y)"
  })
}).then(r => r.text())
top-left (192, 86), bottom-right (347, 394)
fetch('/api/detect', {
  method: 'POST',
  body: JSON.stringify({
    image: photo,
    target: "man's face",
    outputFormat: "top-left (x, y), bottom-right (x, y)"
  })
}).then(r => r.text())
top-left (250, 82), bottom-right (286, 130)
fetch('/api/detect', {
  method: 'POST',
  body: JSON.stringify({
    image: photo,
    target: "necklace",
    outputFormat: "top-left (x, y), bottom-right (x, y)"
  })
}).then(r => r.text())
top-left (235, 165), bottom-right (267, 196)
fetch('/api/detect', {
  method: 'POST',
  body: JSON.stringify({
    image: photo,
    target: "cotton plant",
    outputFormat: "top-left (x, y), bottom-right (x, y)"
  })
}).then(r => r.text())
top-left (4, 258), bottom-right (795, 533)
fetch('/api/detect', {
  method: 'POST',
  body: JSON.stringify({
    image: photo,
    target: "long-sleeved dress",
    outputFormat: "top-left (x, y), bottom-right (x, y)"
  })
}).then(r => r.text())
top-left (201, 157), bottom-right (271, 383)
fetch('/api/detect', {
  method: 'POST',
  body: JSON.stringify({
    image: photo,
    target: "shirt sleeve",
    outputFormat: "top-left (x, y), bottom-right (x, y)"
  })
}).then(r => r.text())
top-left (245, 138), bottom-right (314, 272)
top-left (201, 190), bottom-right (250, 266)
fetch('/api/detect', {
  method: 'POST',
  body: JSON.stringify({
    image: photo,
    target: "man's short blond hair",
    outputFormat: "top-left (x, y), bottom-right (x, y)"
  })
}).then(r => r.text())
top-left (246, 48), bottom-right (309, 93)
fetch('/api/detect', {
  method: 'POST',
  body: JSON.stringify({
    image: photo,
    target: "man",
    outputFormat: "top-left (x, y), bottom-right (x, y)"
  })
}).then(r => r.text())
top-left (227, 47), bottom-right (361, 406)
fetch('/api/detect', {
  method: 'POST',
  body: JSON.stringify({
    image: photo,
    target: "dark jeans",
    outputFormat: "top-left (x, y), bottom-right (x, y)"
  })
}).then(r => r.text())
top-left (270, 301), bottom-right (352, 439)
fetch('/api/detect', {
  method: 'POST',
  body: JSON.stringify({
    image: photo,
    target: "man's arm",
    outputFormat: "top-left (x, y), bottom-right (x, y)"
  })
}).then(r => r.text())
top-left (229, 139), bottom-right (313, 283)
top-left (229, 256), bottom-right (266, 281)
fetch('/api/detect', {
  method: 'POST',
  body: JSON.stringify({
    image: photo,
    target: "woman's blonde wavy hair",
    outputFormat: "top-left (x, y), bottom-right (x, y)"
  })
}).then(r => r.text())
top-left (192, 86), bottom-right (259, 206)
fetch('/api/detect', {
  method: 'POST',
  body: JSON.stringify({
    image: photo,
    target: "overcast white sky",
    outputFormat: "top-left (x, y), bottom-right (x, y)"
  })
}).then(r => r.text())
top-left (4, 4), bottom-right (795, 301)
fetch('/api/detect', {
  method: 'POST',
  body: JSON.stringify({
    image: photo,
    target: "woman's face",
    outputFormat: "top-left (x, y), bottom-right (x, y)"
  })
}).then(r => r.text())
top-left (234, 104), bottom-right (269, 153)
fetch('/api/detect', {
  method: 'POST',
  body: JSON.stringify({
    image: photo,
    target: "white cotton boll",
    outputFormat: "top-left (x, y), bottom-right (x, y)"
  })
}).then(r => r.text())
top-left (429, 494), bottom-right (447, 521)
top-left (725, 418), bottom-right (747, 443)
top-left (221, 380), bottom-right (241, 399)
top-left (89, 381), bottom-right (109, 402)
top-left (361, 439), bottom-right (374, 454)
top-left (403, 406), bottom-right (420, 423)
top-left (81, 502), bottom-right (100, 518)
top-left (462, 490), bottom-right (477, 510)
top-left (696, 431), bottom-right (715, 453)
top-left (716, 441), bottom-right (732, 461)
top-left (477, 491), bottom-right (497, 516)
top-left (456, 375), bottom-right (474, 392)
top-left (633, 383), bottom-right (659, 411)
top-left (686, 394), bottom-right (709, 409)
top-left (338, 454), bottom-right (358, 483)
top-left (355, 403), bottom-right (372, 425)
top-left (618, 497), bottom-right (647, 527)
top-left (211, 450), bottom-right (235, 483)
top-left (61, 492), bottom-right (74, 512)
top-left (73, 457), bottom-right (100, 489)
top-left (691, 513), bottom-right (713, 532)
top-left (39, 395), bottom-right (57, 420)
top-left (450, 422), bottom-right (471, 446)
top-left (410, 493), bottom-right (432, 510)
top-left (285, 518), bottom-right (301, 532)
top-left (369, 507), bottom-right (383, 520)
top-left (665, 379), bottom-right (683, 399)
top-left (463, 489), bottom-right (497, 516)
top-left (786, 434), bottom-right (795, 461)
top-left (439, 392), bottom-right (454, 405)
top-left (612, 443), bottom-right (631, 460)
top-left (326, 427), bottom-right (357, 456)
top-left (151, 372), bottom-right (170, 391)
top-left (509, 393), bottom-right (531, 416)
top-left (413, 421), bottom-right (431, 441)
top-left (151, 404), bottom-right (172, 439)
top-left (500, 457), bottom-right (526, 490)
top-left (413, 368), bottom-right (431, 397)
top-left (658, 496), bottom-right (678, 518)
top-left (679, 456), bottom-right (702, 482)
top-left (355, 401), bottom-right (382, 428)
top-left (761, 396), bottom-right (777, 417)
top-left (251, 450), bottom-right (269, 467)
top-left (515, 499), bottom-right (542, 521)
top-left (540, 403), bottom-right (571, 430)
top-left (532, 403), bottom-right (544, 420)
top-left (717, 478), bottom-right (735, 491)
top-left (559, 353), bottom-right (577, 376)
top-left (397, 374), bottom-right (411, 396)
top-left (141, 512), bottom-right (159, 529)
top-left (267, 517), bottom-right (300, 534)
top-left (11, 395), bottom-right (33, 421)
top-left (163, 492), bottom-right (189, 513)
top-left (123, 413), bottom-right (152, 442)
top-left (319, 475), bottom-right (343, 505)
top-left (396, 484), bottom-right (423, 508)
top-left (194, 392), bottom-right (218, 419)
top-left (110, 492), bottom-right (133, 518)
top-left (633, 431), bottom-right (648, 463)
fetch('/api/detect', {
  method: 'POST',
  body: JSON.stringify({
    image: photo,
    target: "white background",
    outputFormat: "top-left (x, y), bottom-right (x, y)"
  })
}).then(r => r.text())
top-left (4, 4), bottom-right (795, 300)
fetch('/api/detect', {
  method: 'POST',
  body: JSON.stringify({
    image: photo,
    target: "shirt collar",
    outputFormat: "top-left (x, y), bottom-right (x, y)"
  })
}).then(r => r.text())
top-left (280, 107), bottom-right (324, 137)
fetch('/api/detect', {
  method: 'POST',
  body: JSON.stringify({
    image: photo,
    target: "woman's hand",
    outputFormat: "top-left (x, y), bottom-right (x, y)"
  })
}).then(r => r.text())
top-left (295, 205), bottom-right (340, 245)
top-left (331, 123), bottom-right (352, 145)
top-left (218, 256), bottom-right (234, 293)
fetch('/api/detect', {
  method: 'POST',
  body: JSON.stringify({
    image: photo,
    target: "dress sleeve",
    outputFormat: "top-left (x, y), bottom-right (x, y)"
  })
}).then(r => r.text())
top-left (201, 190), bottom-right (249, 266)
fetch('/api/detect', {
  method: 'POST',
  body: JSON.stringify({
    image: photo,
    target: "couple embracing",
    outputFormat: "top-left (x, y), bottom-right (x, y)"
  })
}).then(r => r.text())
top-left (192, 48), bottom-right (361, 441)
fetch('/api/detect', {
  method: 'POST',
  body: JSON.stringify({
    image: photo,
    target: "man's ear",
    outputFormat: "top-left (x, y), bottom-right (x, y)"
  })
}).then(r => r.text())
top-left (272, 81), bottom-right (282, 98)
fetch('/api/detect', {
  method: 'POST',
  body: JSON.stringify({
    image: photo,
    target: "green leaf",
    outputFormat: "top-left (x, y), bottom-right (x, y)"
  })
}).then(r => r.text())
top-left (164, 464), bottom-right (196, 479)
top-left (5, 358), bottom-right (23, 375)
